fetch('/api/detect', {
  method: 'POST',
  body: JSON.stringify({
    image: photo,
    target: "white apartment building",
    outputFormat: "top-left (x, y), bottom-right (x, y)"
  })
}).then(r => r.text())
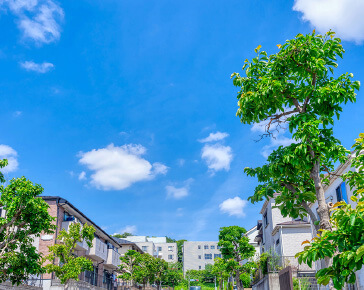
top-left (124, 236), bottom-right (178, 263)
top-left (182, 241), bottom-right (222, 274)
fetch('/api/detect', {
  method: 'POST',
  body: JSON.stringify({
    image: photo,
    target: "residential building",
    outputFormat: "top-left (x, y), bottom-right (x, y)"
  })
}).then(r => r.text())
top-left (37, 196), bottom-right (141, 290)
top-left (255, 197), bottom-right (312, 258)
top-left (182, 241), bottom-right (222, 274)
top-left (124, 236), bottom-right (178, 263)
top-left (245, 226), bottom-right (260, 261)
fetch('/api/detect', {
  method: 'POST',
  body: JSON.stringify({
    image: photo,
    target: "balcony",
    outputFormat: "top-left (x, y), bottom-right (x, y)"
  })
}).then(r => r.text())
top-left (86, 237), bottom-right (108, 261)
top-left (104, 248), bottom-right (120, 269)
top-left (61, 221), bottom-right (89, 251)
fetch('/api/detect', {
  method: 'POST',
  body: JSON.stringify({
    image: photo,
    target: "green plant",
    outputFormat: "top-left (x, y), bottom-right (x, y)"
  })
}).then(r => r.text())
top-left (44, 222), bottom-right (95, 285)
top-left (239, 272), bottom-right (251, 288)
top-left (293, 277), bottom-right (310, 290)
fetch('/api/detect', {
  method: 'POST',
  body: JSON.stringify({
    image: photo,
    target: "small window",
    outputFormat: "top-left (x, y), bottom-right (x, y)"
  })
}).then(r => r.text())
top-left (204, 245), bottom-right (209, 249)
top-left (168, 255), bottom-right (173, 260)
top-left (168, 246), bottom-right (173, 251)
top-left (199, 266), bottom-right (201, 270)
top-left (158, 247), bottom-right (162, 251)
top-left (214, 254), bottom-right (221, 259)
top-left (142, 246), bottom-right (148, 251)
top-left (336, 182), bottom-right (348, 203)
top-left (263, 210), bottom-right (268, 227)
top-left (198, 245), bottom-right (201, 249)
top-left (210, 245), bottom-right (215, 249)
top-left (217, 245), bottom-right (221, 250)
top-left (205, 254), bottom-right (212, 259)
top-left (276, 239), bottom-right (280, 246)
top-left (198, 255), bottom-right (201, 259)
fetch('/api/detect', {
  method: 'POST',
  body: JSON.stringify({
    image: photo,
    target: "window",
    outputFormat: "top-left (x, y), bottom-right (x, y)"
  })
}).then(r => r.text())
top-left (198, 255), bottom-right (201, 259)
top-left (168, 255), bottom-right (173, 260)
top-left (214, 254), bottom-right (221, 259)
top-left (204, 245), bottom-right (209, 249)
top-left (158, 247), bottom-right (162, 251)
top-left (205, 254), bottom-right (212, 260)
top-left (217, 245), bottom-right (221, 250)
top-left (210, 245), bottom-right (215, 249)
top-left (276, 239), bottom-right (280, 246)
top-left (263, 210), bottom-right (268, 227)
top-left (198, 245), bottom-right (201, 249)
top-left (168, 246), bottom-right (173, 251)
top-left (336, 182), bottom-right (348, 203)
top-left (142, 246), bottom-right (148, 251)
top-left (199, 266), bottom-right (201, 270)
top-left (63, 212), bottom-right (75, 222)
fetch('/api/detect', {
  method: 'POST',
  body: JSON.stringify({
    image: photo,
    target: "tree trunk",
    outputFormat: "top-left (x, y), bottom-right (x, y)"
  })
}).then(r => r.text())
top-left (235, 270), bottom-right (242, 290)
top-left (219, 279), bottom-right (223, 290)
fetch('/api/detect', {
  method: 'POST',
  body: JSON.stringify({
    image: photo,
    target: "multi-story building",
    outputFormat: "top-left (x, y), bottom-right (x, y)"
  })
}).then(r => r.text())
top-left (124, 236), bottom-right (178, 263)
top-left (182, 241), bottom-right (222, 274)
top-left (37, 196), bottom-right (142, 290)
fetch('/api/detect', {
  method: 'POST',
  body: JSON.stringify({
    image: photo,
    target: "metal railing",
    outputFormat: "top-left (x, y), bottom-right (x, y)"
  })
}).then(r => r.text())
top-left (267, 256), bottom-right (316, 273)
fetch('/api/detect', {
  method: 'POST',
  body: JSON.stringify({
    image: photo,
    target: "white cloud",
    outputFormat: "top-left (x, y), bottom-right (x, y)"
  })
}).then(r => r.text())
top-left (177, 158), bottom-right (185, 167)
top-left (293, 0), bottom-right (364, 43)
top-left (201, 144), bottom-right (233, 173)
top-left (78, 171), bottom-right (86, 181)
top-left (176, 208), bottom-right (184, 217)
top-left (114, 225), bottom-right (137, 235)
top-left (0, 144), bottom-right (19, 173)
top-left (261, 136), bottom-right (295, 159)
top-left (199, 131), bottom-right (229, 143)
top-left (166, 178), bottom-right (193, 200)
top-left (78, 144), bottom-right (168, 191)
top-left (219, 197), bottom-right (248, 218)
top-left (1, 0), bottom-right (64, 45)
top-left (20, 61), bottom-right (54, 73)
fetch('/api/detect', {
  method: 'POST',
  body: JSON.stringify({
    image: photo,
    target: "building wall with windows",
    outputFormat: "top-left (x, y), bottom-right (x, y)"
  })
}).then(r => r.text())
top-left (155, 242), bottom-right (178, 263)
top-left (182, 241), bottom-right (222, 274)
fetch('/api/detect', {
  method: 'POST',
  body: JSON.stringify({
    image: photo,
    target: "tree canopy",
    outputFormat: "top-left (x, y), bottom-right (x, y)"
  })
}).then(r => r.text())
top-left (0, 163), bottom-right (55, 285)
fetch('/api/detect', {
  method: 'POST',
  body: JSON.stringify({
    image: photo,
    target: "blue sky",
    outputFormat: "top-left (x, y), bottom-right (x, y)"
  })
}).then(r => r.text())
top-left (0, 0), bottom-right (364, 241)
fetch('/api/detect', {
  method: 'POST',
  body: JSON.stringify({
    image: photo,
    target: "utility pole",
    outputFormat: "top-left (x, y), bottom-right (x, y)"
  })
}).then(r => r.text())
top-left (214, 276), bottom-right (217, 290)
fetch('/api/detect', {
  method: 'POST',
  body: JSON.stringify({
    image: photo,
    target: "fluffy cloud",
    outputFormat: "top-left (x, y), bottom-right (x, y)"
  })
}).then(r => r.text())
top-left (78, 171), bottom-right (86, 181)
top-left (20, 61), bottom-right (54, 73)
top-left (261, 136), bottom-right (295, 159)
top-left (199, 131), bottom-right (229, 143)
top-left (219, 197), bottom-right (248, 218)
top-left (79, 144), bottom-right (168, 191)
top-left (114, 225), bottom-right (137, 235)
top-left (1, 0), bottom-right (64, 44)
top-left (293, 0), bottom-right (364, 43)
top-left (0, 145), bottom-right (19, 173)
top-left (201, 144), bottom-right (233, 173)
top-left (166, 178), bottom-right (193, 199)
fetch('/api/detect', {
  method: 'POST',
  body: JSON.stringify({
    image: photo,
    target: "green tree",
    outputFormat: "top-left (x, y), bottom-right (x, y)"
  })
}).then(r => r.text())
top-left (296, 134), bottom-right (364, 289)
top-left (150, 256), bottom-right (168, 290)
top-left (218, 226), bottom-right (255, 290)
top-left (0, 166), bottom-right (55, 285)
top-left (133, 254), bottom-right (155, 290)
top-left (164, 262), bottom-right (183, 290)
top-left (176, 239), bottom-right (187, 264)
top-left (232, 31), bottom-right (359, 234)
top-left (44, 222), bottom-right (95, 286)
top-left (112, 232), bottom-right (133, 239)
top-left (118, 249), bottom-right (142, 286)
top-left (211, 258), bottom-right (230, 290)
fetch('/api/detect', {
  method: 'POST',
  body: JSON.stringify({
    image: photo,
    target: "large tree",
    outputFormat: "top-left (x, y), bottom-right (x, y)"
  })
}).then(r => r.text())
top-left (211, 257), bottom-right (230, 290)
top-left (44, 222), bottom-right (95, 287)
top-left (0, 161), bottom-right (55, 285)
top-left (218, 226), bottom-right (255, 290)
top-left (297, 134), bottom-right (364, 289)
top-left (232, 31), bottom-right (359, 233)
top-left (118, 249), bottom-right (142, 286)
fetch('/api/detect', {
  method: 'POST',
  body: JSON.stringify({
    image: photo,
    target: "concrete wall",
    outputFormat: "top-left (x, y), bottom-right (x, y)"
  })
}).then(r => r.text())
top-left (252, 274), bottom-right (279, 290)
top-left (155, 242), bottom-right (178, 263)
top-left (281, 227), bottom-right (313, 258)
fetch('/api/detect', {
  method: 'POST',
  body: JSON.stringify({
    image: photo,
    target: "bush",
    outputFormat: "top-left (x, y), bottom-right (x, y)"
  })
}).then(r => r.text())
top-left (240, 273), bottom-right (251, 288)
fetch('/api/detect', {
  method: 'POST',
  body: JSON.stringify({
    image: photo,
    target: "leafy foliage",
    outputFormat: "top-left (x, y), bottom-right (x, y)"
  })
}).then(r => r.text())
top-left (112, 232), bottom-right (133, 239)
top-left (232, 31), bottom-right (360, 232)
top-left (296, 134), bottom-right (364, 289)
top-left (119, 249), bottom-right (142, 284)
top-left (44, 222), bottom-right (95, 284)
top-left (0, 170), bottom-right (55, 285)
top-left (218, 226), bottom-right (255, 290)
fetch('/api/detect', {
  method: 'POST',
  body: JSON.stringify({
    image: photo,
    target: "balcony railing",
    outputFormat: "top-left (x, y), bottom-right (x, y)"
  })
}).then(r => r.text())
top-left (61, 221), bottom-right (89, 251)
top-left (86, 237), bottom-right (108, 261)
top-left (104, 248), bottom-right (121, 269)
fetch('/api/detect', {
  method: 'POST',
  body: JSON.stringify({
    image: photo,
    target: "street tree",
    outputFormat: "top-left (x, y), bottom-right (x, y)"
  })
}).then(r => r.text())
top-left (211, 257), bottom-right (230, 290)
top-left (232, 31), bottom-right (359, 236)
top-left (164, 262), bottom-right (183, 290)
top-left (296, 134), bottom-right (364, 289)
top-left (44, 222), bottom-right (95, 286)
top-left (218, 226), bottom-right (255, 290)
top-left (0, 163), bottom-right (55, 285)
top-left (150, 257), bottom-right (168, 290)
top-left (118, 249), bottom-right (142, 286)
top-left (133, 253), bottom-right (154, 290)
